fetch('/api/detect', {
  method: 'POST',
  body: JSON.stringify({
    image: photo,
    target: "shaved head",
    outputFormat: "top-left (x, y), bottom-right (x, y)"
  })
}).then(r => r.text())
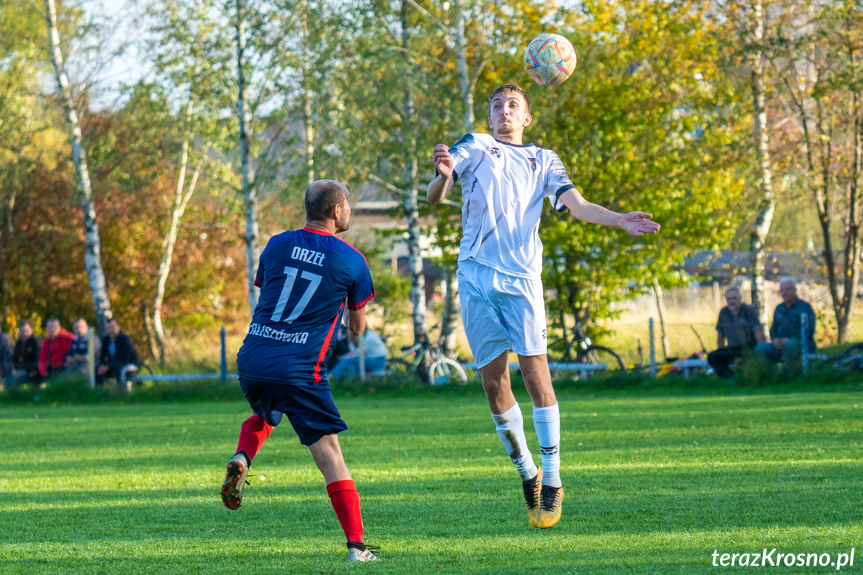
top-left (305, 179), bottom-right (352, 232)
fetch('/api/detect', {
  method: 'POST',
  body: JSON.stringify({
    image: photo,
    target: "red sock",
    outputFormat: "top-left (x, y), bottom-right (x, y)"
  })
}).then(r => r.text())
top-left (326, 479), bottom-right (364, 543)
top-left (235, 415), bottom-right (273, 463)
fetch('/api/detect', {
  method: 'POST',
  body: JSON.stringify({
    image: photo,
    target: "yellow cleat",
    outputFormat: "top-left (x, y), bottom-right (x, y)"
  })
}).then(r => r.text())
top-left (535, 485), bottom-right (564, 528)
top-left (522, 468), bottom-right (543, 527)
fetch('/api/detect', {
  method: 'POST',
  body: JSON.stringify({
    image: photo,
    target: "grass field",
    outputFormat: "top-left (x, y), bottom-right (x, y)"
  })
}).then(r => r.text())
top-left (2, 388), bottom-right (862, 574)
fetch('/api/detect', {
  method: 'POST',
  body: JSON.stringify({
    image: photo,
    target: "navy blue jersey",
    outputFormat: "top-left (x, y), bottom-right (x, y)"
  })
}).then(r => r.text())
top-left (237, 227), bottom-right (375, 385)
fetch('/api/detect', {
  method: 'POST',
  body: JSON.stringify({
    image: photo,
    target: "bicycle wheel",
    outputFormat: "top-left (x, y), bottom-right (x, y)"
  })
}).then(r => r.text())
top-left (821, 343), bottom-right (863, 372)
top-left (428, 357), bottom-right (470, 385)
top-left (576, 345), bottom-right (626, 372)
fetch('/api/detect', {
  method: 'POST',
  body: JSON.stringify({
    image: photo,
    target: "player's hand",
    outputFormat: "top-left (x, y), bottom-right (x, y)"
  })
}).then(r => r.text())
top-left (433, 144), bottom-right (454, 179)
top-left (619, 211), bottom-right (661, 236)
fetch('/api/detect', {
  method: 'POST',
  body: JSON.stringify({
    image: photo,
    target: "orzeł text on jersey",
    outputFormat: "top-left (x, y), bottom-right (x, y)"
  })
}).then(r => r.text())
top-left (237, 227), bottom-right (374, 386)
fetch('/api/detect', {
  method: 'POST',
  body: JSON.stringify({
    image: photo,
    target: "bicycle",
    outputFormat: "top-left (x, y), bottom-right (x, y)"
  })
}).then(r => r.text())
top-left (814, 343), bottom-right (863, 372)
top-left (546, 314), bottom-right (626, 373)
top-left (383, 328), bottom-right (470, 386)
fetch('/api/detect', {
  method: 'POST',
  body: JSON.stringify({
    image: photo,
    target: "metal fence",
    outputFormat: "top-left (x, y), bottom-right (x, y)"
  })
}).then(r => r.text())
top-left (103, 279), bottom-right (863, 382)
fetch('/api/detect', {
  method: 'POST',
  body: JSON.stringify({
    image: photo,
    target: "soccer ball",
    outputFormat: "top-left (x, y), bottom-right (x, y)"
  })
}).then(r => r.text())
top-left (524, 33), bottom-right (577, 86)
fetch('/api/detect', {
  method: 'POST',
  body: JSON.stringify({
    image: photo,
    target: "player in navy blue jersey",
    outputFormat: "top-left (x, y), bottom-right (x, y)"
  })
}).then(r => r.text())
top-left (221, 180), bottom-right (379, 563)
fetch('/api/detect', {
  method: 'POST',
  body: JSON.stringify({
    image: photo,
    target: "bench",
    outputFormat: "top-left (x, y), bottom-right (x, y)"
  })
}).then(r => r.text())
top-left (673, 359), bottom-right (710, 379)
top-left (674, 353), bottom-right (830, 379)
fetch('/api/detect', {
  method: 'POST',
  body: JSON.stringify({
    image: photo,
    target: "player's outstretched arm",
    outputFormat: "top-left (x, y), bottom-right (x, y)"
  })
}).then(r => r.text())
top-left (558, 188), bottom-right (661, 236)
top-left (427, 144), bottom-right (455, 205)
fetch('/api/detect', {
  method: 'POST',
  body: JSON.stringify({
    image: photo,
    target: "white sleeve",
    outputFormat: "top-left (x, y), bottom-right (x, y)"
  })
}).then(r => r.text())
top-left (448, 134), bottom-right (478, 183)
top-left (543, 150), bottom-right (576, 213)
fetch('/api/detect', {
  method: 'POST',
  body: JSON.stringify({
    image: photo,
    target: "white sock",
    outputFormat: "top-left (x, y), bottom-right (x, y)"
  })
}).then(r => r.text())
top-left (491, 402), bottom-right (538, 481)
top-left (533, 403), bottom-right (561, 488)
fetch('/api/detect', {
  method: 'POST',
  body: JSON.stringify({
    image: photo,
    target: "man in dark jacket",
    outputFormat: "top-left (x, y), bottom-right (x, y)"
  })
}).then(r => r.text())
top-left (707, 286), bottom-right (765, 378)
top-left (11, 320), bottom-right (41, 385)
top-left (97, 318), bottom-right (140, 387)
top-left (756, 277), bottom-right (816, 362)
top-left (64, 318), bottom-right (101, 374)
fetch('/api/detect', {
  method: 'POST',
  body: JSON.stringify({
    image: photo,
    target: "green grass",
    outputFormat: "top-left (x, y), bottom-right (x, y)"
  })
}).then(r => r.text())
top-left (2, 389), bottom-right (863, 574)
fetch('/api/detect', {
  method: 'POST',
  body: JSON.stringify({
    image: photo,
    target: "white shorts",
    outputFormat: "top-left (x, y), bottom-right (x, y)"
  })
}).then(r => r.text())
top-left (457, 260), bottom-right (548, 368)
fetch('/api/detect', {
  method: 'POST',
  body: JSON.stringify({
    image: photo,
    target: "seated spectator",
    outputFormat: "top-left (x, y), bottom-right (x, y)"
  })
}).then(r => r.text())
top-left (38, 318), bottom-right (74, 378)
top-left (707, 286), bottom-right (765, 378)
top-left (64, 318), bottom-right (101, 374)
top-left (0, 324), bottom-right (13, 388)
top-left (10, 320), bottom-right (41, 385)
top-left (325, 322), bottom-right (351, 371)
top-left (97, 318), bottom-right (140, 387)
top-left (756, 277), bottom-right (816, 362)
top-left (330, 327), bottom-right (388, 380)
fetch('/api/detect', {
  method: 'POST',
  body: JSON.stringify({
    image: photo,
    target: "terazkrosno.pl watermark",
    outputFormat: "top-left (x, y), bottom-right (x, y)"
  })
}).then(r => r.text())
top-left (712, 549), bottom-right (855, 570)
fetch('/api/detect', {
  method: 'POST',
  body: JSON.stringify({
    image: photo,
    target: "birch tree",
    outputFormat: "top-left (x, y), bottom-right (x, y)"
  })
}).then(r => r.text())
top-left (400, 0), bottom-right (429, 349)
top-left (234, 0), bottom-right (259, 314)
top-left (146, 0), bottom-right (231, 364)
top-left (43, 0), bottom-right (112, 334)
top-left (746, 0), bottom-right (775, 327)
top-left (438, 0), bottom-right (477, 356)
top-left (151, 106), bottom-right (208, 365)
top-left (230, 0), bottom-right (301, 315)
top-left (773, 0), bottom-right (863, 342)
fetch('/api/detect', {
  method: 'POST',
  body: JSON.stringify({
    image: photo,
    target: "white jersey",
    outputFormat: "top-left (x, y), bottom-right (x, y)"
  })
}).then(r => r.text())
top-left (450, 132), bottom-right (575, 279)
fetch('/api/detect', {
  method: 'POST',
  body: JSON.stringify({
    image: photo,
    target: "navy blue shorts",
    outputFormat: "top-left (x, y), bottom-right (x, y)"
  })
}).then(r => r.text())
top-left (240, 378), bottom-right (348, 446)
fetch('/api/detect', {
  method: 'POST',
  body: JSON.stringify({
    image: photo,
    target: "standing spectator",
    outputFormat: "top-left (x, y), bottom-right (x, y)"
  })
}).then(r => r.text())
top-left (97, 318), bottom-right (140, 386)
top-left (11, 320), bottom-right (41, 385)
top-left (38, 318), bottom-right (74, 378)
top-left (0, 324), bottom-right (13, 387)
top-left (756, 277), bottom-right (817, 362)
top-left (707, 287), bottom-right (765, 378)
top-left (64, 318), bottom-right (101, 374)
top-left (330, 327), bottom-right (388, 379)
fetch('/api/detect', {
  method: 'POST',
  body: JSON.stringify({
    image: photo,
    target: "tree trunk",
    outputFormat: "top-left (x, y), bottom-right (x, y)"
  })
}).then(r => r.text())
top-left (44, 0), bottom-right (112, 335)
top-left (141, 299), bottom-right (158, 360)
top-left (748, 0), bottom-right (775, 329)
top-left (236, 0), bottom-right (259, 315)
top-left (838, 34), bottom-right (862, 343)
top-left (652, 277), bottom-right (671, 361)
top-left (0, 193), bottom-right (14, 332)
top-left (439, 0), bottom-right (473, 357)
top-left (152, 96), bottom-right (206, 366)
top-left (401, 0), bottom-right (428, 352)
top-left (302, 87), bottom-right (315, 187)
top-left (301, 5), bottom-right (315, 187)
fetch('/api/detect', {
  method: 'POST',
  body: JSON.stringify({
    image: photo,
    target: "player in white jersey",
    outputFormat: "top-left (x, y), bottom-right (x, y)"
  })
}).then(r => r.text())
top-left (427, 84), bottom-right (660, 529)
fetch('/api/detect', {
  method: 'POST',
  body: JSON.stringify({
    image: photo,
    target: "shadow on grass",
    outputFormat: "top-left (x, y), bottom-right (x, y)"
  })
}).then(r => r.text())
top-left (5, 456), bottom-right (862, 541)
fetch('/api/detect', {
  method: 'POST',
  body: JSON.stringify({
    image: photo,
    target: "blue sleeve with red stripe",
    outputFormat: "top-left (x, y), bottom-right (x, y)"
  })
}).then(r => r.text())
top-left (347, 256), bottom-right (375, 311)
top-left (254, 249), bottom-right (265, 288)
